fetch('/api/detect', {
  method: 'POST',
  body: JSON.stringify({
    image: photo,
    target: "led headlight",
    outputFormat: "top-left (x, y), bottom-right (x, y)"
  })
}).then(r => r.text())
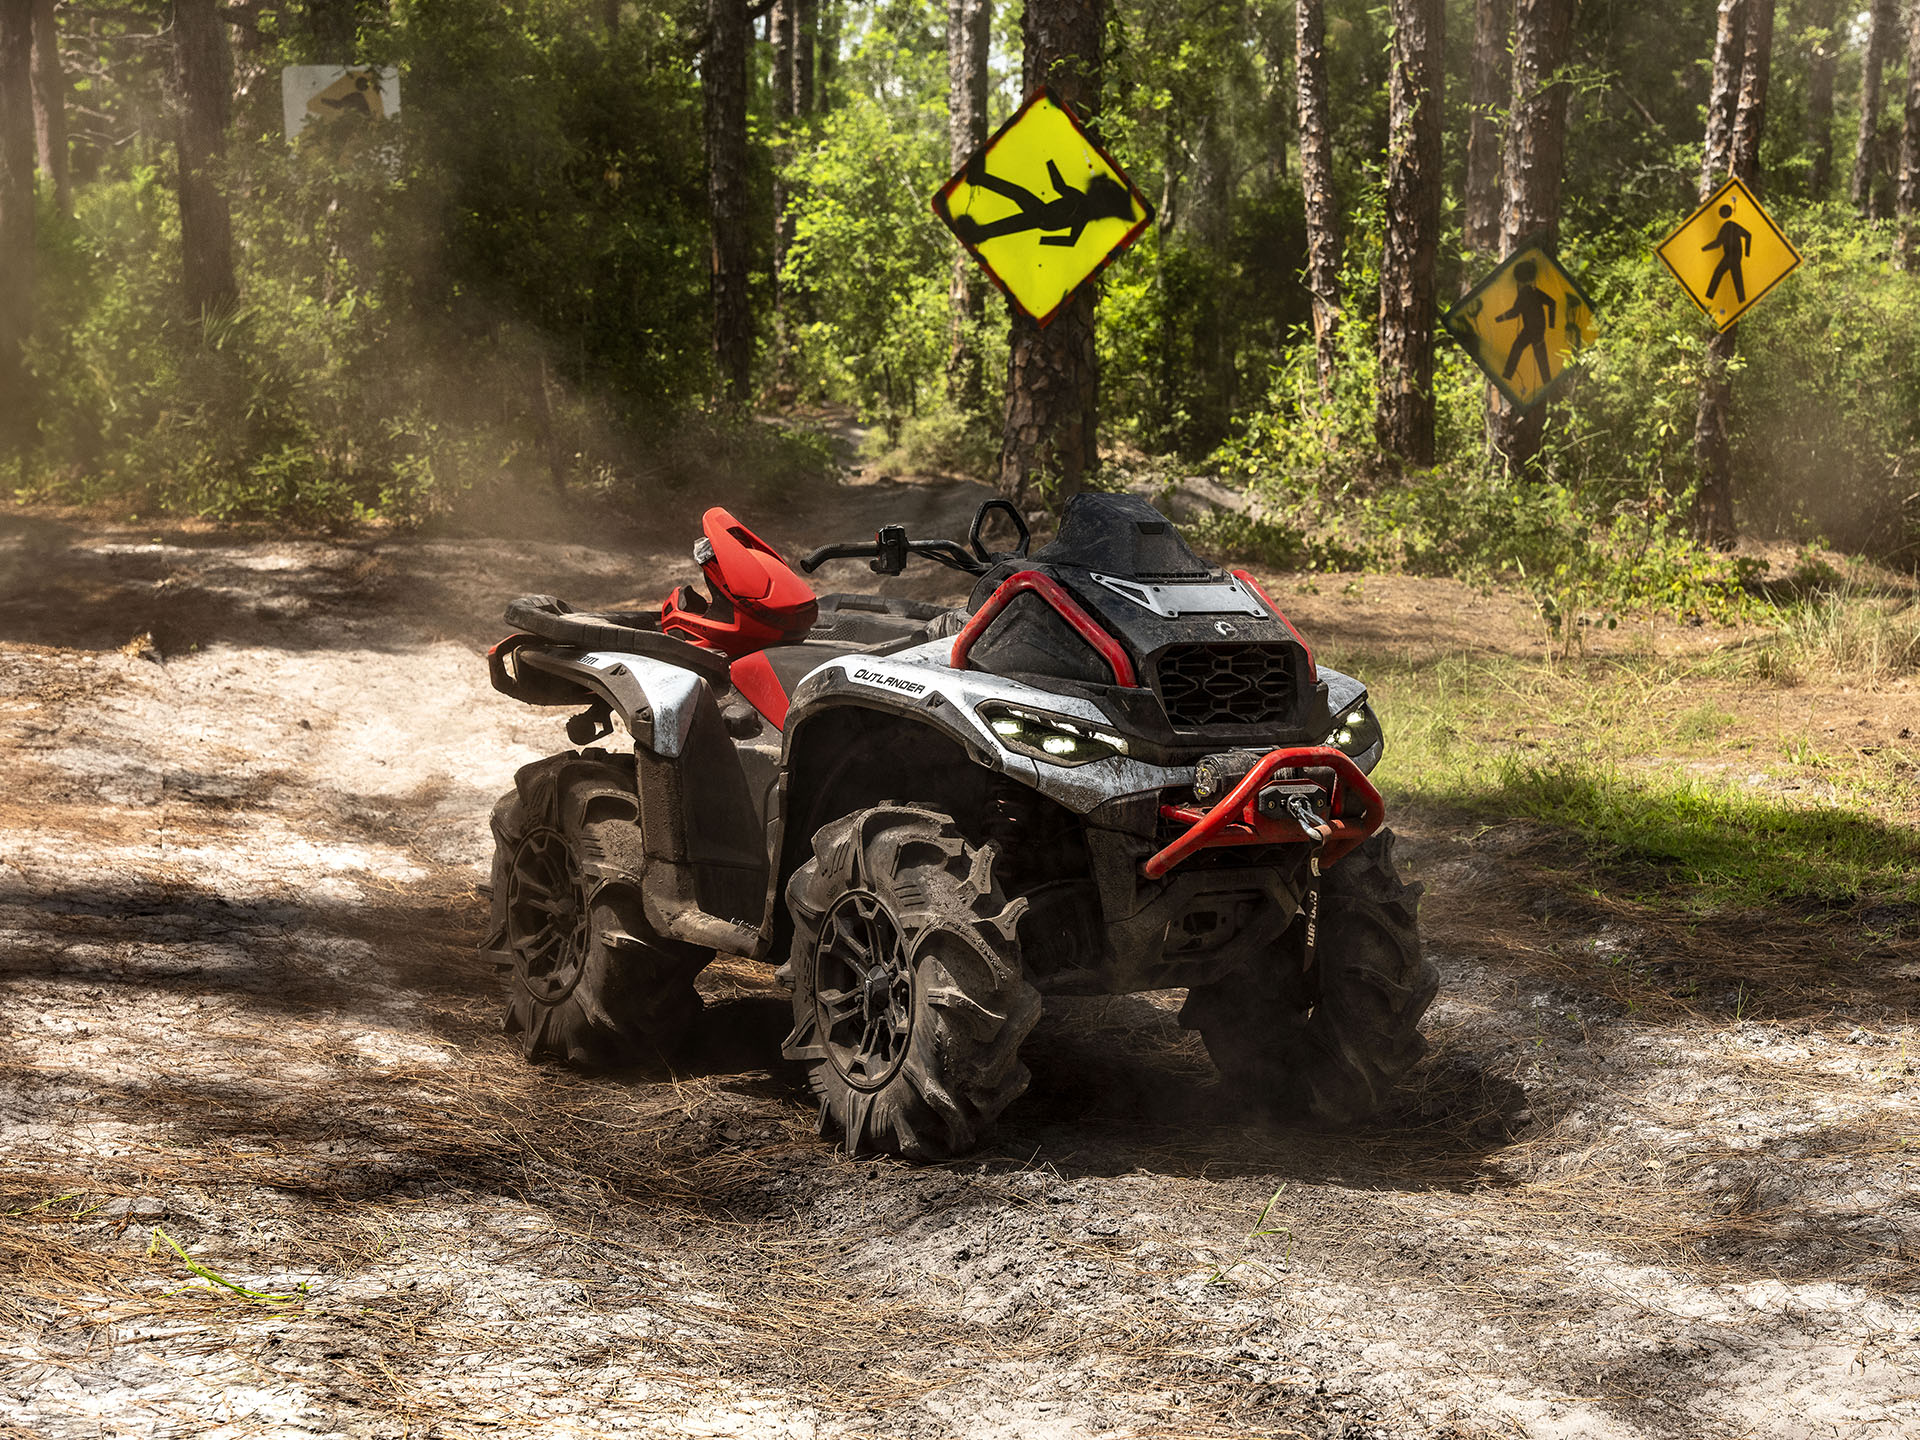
top-left (978, 703), bottom-right (1129, 767)
top-left (1323, 700), bottom-right (1384, 772)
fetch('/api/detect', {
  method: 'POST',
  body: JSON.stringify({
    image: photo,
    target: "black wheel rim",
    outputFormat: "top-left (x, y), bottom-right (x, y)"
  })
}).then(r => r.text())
top-left (506, 828), bottom-right (590, 1003)
top-left (813, 889), bottom-right (914, 1090)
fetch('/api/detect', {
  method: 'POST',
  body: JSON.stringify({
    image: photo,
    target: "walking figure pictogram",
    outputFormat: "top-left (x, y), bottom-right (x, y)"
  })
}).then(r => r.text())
top-left (949, 154), bottom-right (1139, 249)
top-left (1702, 204), bottom-right (1752, 304)
top-left (1496, 260), bottom-right (1556, 383)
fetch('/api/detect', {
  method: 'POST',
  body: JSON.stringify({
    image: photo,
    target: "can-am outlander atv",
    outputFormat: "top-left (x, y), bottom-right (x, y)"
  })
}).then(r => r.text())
top-left (484, 493), bottom-right (1435, 1159)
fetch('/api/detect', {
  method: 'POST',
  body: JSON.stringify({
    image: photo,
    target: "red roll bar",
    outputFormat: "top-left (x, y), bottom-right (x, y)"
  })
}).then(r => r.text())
top-left (1142, 745), bottom-right (1383, 878)
top-left (950, 570), bottom-right (1138, 688)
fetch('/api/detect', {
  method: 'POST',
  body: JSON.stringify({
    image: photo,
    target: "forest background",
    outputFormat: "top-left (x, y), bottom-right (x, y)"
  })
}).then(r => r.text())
top-left (1, 0), bottom-right (1918, 636)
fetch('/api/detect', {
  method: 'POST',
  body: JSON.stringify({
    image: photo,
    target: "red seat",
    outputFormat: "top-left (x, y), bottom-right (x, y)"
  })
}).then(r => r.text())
top-left (660, 508), bottom-right (818, 658)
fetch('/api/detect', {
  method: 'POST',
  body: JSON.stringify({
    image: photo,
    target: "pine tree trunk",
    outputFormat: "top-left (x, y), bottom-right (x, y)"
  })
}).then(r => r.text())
top-left (1377, 0), bottom-right (1444, 465)
top-left (1803, 0), bottom-right (1837, 198)
top-left (1463, 0), bottom-right (1507, 263)
top-left (817, 0), bottom-right (838, 111)
top-left (1702, 0), bottom-right (1744, 196)
top-left (770, 0), bottom-right (795, 385)
top-left (1692, 0), bottom-right (1773, 545)
top-left (705, 0), bottom-right (752, 402)
top-left (1853, 0), bottom-right (1896, 215)
top-left (173, 0), bottom-right (237, 322)
top-left (795, 0), bottom-right (816, 114)
top-left (0, 0), bottom-right (34, 454)
top-left (1489, 0), bottom-right (1575, 475)
top-left (997, 0), bottom-right (1102, 503)
top-left (605, 0), bottom-right (621, 32)
top-left (946, 0), bottom-right (990, 409)
top-left (29, 0), bottom-right (63, 216)
top-left (1295, 0), bottom-right (1339, 395)
top-left (1896, 0), bottom-right (1920, 268)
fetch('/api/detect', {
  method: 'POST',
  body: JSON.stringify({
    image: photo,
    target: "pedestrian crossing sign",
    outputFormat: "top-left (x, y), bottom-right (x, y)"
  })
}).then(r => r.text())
top-left (1443, 244), bottom-right (1598, 412)
top-left (932, 87), bottom-right (1153, 327)
top-left (1655, 176), bottom-right (1801, 331)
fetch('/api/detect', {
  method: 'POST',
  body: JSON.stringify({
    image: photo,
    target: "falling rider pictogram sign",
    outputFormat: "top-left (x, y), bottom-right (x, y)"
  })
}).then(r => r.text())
top-left (932, 88), bottom-right (1153, 327)
top-left (1444, 244), bottom-right (1598, 411)
top-left (1655, 177), bottom-right (1802, 330)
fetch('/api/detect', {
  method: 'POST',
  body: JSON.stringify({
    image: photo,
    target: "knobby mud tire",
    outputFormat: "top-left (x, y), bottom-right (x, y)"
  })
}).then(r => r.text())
top-left (780, 806), bottom-right (1041, 1162)
top-left (487, 752), bottom-right (710, 1069)
top-left (1180, 828), bottom-right (1436, 1126)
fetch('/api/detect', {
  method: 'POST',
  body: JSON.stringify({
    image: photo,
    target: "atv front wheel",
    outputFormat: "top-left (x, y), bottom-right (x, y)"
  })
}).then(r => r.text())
top-left (1180, 828), bottom-right (1435, 1125)
top-left (781, 806), bottom-right (1041, 1161)
top-left (488, 753), bottom-right (709, 1068)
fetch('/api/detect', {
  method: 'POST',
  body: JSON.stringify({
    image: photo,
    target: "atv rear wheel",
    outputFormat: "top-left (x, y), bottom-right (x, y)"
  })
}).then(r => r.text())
top-left (781, 806), bottom-right (1040, 1161)
top-left (1180, 828), bottom-right (1435, 1125)
top-left (487, 753), bottom-right (709, 1068)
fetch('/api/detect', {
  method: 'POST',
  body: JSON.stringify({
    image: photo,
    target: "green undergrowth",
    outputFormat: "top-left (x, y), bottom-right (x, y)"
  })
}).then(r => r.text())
top-left (1357, 649), bottom-right (1920, 913)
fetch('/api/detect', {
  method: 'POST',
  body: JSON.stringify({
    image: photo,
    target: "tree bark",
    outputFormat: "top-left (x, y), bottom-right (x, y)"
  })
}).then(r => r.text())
top-left (605, 0), bottom-right (620, 32)
top-left (705, 0), bottom-right (752, 401)
top-left (1295, 0), bottom-right (1339, 396)
top-left (946, 0), bottom-right (989, 409)
top-left (1802, 0), bottom-right (1837, 198)
top-left (794, 0), bottom-right (815, 114)
top-left (816, 0), bottom-right (837, 111)
top-left (1376, 0), bottom-right (1444, 465)
top-left (1897, 0), bottom-right (1920, 267)
top-left (1852, 0), bottom-right (1897, 215)
top-left (173, 0), bottom-right (237, 322)
top-left (0, 0), bottom-right (34, 453)
top-left (29, 0), bottom-right (63, 216)
top-left (770, 0), bottom-right (794, 381)
top-left (1489, 0), bottom-right (1575, 475)
top-left (1463, 0), bottom-right (1506, 264)
top-left (997, 0), bottom-right (1102, 503)
top-left (1692, 0), bottom-right (1773, 545)
top-left (1701, 0), bottom-right (1744, 196)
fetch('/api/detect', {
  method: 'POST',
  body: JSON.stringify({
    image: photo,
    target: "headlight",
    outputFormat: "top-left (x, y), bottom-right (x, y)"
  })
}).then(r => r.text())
top-left (978, 703), bottom-right (1129, 767)
top-left (1323, 700), bottom-right (1384, 770)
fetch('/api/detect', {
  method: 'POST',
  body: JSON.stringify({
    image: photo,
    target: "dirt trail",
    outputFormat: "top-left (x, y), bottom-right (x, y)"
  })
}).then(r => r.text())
top-left (1, 489), bottom-right (1915, 1440)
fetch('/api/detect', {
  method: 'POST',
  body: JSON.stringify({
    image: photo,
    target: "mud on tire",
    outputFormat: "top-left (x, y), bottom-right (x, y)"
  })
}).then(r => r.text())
top-left (1180, 828), bottom-right (1436, 1125)
top-left (486, 752), bottom-right (710, 1068)
top-left (780, 806), bottom-right (1041, 1161)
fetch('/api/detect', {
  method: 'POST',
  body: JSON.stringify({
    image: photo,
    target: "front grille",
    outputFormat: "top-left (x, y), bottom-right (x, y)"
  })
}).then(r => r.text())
top-left (1155, 644), bottom-right (1295, 727)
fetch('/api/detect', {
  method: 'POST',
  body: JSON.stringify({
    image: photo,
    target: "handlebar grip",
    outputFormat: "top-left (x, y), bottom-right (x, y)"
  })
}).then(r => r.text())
top-left (798, 542), bottom-right (877, 574)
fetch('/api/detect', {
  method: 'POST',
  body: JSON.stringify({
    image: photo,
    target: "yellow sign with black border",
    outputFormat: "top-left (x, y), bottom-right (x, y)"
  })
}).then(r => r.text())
top-left (1655, 176), bottom-right (1802, 330)
top-left (932, 88), bottom-right (1153, 327)
top-left (1444, 244), bottom-right (1598, 412)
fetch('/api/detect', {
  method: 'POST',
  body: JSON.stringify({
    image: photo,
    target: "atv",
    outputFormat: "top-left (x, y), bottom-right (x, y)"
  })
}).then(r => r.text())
top-left (483, 492), bottom-right (1435, 1159)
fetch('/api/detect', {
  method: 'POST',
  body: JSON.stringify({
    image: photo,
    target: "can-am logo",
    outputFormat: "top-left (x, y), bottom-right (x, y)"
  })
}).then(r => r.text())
top-left (850, 666), bottom-right (930, 698)
top-left (1214, 620), bottom-right (1237, 637)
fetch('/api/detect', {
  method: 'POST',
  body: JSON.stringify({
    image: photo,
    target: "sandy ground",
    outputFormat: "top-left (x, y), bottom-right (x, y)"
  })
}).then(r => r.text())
top-left (1, 483), bottom-right (1916, 1440)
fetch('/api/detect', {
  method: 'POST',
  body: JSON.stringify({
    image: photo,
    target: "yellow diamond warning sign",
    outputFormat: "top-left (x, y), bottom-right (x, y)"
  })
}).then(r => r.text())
top-left (932, 88), bottom-right (1153, 327)
top-left (1443, 244), bottom-right (1598, 412)
top-left (1655, 177), bottom-right (1802, 330)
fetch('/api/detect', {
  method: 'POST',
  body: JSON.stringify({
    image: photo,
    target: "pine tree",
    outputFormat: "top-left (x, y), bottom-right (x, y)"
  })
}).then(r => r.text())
top-left (29, 0), bottom-right (62, 216)
top-left (998, 0), bottom-right (1102, 502)
top-left (705, 0), bottom-right (752, 402)
top-left (1463, 0), bottom-right (1508, 263)
top-left (173, 0), bottom-right (237, 321)
top-left (1896, 0), bottom-right (1919, 268)
top-left (1376, 0), bottom-right (1444, 464)
top-left (1295, 0), bottom-right (1339, 395)
top-left (1852, 0), bottom-right (1897, 216)
top-left (1693, 0), bottom-right (1774, 544)
top-left (0, 0), bottom-right (32, 453)
top-left (1489, 0), bottom-right (1575, 475)
top-left (946, 0), bottom-right (990, 408)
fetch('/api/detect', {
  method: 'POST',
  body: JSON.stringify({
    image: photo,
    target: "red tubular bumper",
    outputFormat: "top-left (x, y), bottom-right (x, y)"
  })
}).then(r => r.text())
top-left (1142, 746), bottom-right (1384, 879)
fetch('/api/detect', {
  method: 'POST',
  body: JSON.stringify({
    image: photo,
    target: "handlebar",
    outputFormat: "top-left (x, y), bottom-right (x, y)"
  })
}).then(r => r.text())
top-left (798, 500), bottom-right (1033, 578)
top-left (799, 527), bottom-right (986, 576)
